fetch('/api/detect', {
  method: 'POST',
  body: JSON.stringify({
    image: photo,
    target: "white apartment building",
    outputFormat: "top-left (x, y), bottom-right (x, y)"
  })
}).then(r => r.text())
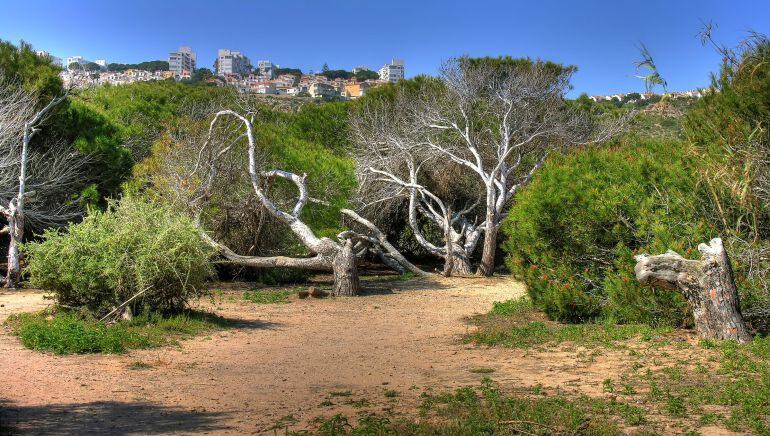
top-left (257, 60), bottom-right (276, 79)
top-left (94, 59), bottom-right (108, 68)
top-left (378, 59), bottom-right (404, 83)
top-left (66, 56), bottom-right (87, 69)
top-left (352, 66), bottom-right (370, 74)
top-left (169, 46), bottom-right (196, 77)
top-left (216, 49), bottom-right (251, 76)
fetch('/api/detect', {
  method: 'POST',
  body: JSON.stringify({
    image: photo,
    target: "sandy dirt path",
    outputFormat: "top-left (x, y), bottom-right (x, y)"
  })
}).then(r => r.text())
top-left (2, 276), bottom-right (547, 434)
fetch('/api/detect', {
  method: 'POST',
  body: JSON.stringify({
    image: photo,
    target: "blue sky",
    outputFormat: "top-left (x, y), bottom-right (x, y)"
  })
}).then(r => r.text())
top-left (1, 0), bottom-right (768, 96)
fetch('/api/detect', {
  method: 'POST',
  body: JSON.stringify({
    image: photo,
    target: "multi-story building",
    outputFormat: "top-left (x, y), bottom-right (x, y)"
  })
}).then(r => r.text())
top-left (216, 49), bottom-right (251, 76)
top-left (66, 55), bottom-right (87, 69)
top-left (352, 66), bottom-right (370, 75)
top-left (344, 81), bottom-right (380, 99)
top-left (378, 59), bottom-right (405, 83)
top-left (275, 74), bottom-right (298, 88)
top-left (169, 46), bottom-right (196, 78)
top-left (308, 82), bottom-right (340, 99)
top-left (257, 60), bottom-right (276, 79)
top-left (94, 59), bottom-right (108, 68)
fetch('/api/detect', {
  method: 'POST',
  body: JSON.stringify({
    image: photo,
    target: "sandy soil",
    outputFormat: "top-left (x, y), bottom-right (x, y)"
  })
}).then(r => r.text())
top-left (0, 276), bottom-right (699, 434)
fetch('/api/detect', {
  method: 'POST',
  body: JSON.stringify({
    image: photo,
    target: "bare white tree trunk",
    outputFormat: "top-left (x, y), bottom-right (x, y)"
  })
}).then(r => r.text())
top-left (634, 238), bottom-right (751, 343)
top-left (0, 84), bottom-right (74, 288)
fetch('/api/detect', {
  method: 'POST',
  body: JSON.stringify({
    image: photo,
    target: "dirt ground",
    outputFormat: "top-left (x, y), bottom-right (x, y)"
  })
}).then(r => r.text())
top-left (0, 276), bottom-right (696, 434)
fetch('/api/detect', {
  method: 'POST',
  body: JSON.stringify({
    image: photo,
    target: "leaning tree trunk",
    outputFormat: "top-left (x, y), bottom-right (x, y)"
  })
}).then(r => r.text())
top-left (332, 239), bottom-right (360, 297)
top-left (634, 238), bottom-right (751, 343)
top-left (5, 206), bottom-right (22, 288)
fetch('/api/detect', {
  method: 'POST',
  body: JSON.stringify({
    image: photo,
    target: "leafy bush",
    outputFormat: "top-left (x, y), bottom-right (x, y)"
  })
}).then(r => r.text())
top-left (502, 137), bottom-right (714, 325)
top-left (24, 196), bottom-right (215, 314)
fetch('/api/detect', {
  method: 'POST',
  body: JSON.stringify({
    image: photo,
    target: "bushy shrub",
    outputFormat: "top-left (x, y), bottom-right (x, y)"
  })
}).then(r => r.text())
top-left (24, 196), bottom-right (215, 314)
top-left (502, 137), bottom-right (714, 326)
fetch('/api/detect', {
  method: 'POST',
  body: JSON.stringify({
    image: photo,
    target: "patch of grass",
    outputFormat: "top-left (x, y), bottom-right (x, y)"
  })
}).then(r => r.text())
top-left (470, 299), bottom-right (672, 349)
top-left (466, 301), bottom-right (770, 432)
top-left (468, 367), bottom-right (495, 374)
top-left (383, 389), bottom-right (399, 398)
top-left (310, 380), bottom-right (626, 435)
top-left (471, 319), bottom-right (671, 348)
top-left (328, 390), bottom-right (352, 397)
top-left (342, 398), bottom-right (370, 408)
top-left (489, 296), bottom-right (533, 316)
top-left (642, 337), bottom-right (770, 433)
top-left (242, 289), bottom-right (294, 304)
top-left (5, 309), bottom-right (225, 355)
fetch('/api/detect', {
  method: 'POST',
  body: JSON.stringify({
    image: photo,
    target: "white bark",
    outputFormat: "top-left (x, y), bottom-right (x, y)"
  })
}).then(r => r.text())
top-left (185, 109), bottom-right (428, 294)
top-left (0, 81), bottom-right (84, 288)
top-left (350, 94), bottom-right (484, 275)
top-left (354, 58), bottom-right (625, 275)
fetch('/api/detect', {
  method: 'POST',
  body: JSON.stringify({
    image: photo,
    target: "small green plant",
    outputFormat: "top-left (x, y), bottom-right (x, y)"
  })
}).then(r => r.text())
top-left (621, 384), bottom-right (637, 395)
top-left (383, 389), bottom-right (399, 398)
top-left (603, 378), bottom-right (615, 393)
top-left (665, 394), bottom-right (687, 417)
top-left (329, 390), bottom-right (352, 397)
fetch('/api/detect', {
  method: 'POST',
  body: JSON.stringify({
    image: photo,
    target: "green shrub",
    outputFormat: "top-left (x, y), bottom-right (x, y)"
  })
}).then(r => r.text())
top-left (502, 137), bottom-right (714, 325)
top-left (24, 196), bottom-right (215, 314)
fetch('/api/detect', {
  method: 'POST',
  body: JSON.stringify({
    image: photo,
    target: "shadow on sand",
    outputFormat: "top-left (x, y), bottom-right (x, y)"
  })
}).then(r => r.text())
top-left (0, 398), bottom-right (231, 435)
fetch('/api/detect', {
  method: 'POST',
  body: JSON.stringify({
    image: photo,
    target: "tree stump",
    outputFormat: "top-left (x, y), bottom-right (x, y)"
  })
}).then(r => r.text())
top-left (634, 238), bottom-right (751, 343)
top-left (331, 239), bottom-right (360, 297)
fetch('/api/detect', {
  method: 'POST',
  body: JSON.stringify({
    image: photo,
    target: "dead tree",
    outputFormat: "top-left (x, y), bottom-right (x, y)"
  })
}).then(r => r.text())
top-left (0, 81), bottom-right (88, 288)
top-left (403, 58), bottom-right (623, 275)
top-left (634, 238), bottom-right (752, 343)
top-left (183, 110), bottom-right (425, 296)
top-left (350, 93), bottom-right (483, 275)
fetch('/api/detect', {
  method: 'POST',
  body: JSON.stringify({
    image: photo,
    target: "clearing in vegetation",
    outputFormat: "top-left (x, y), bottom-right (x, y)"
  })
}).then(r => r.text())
top-left (2, 276), bottom-right (767, 434)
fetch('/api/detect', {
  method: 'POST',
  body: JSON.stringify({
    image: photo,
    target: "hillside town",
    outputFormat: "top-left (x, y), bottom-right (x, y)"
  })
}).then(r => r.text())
top-left (53, 45), bottom-right (404, 100)
top-left (589, 89), bottom-right (705, 102)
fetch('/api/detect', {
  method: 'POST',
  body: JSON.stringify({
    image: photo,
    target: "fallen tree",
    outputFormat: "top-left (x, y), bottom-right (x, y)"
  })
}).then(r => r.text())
top-left (634, 238), bottom-right (752, 343)
top-left (183, 109), bottom-right (428, 296)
